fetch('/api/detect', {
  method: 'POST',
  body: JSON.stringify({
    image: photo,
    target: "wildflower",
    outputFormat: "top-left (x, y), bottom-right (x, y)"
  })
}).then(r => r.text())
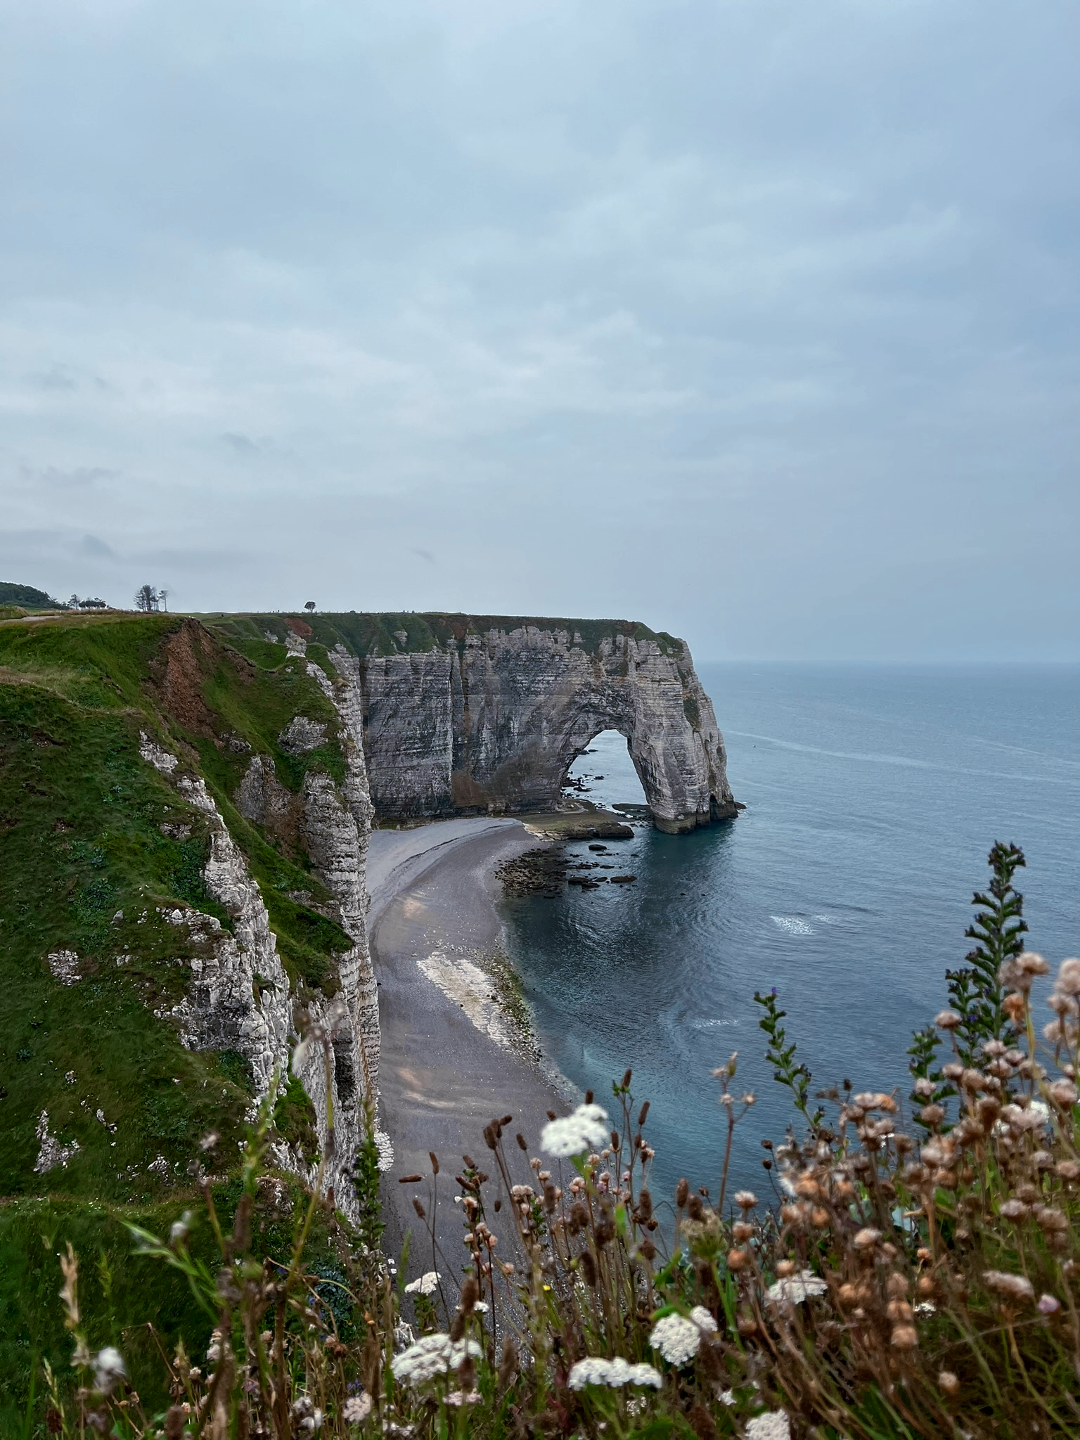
top-left (734, 1190), bottom-right (758, 1209)
top-left (984, 1270), bottom-right (1035, 1302)
top-left (996, 1100), bottom-right (1050, 1134)
top-left (689, 1305), bottom-right (718, 1333)
top-left (999, 952), bottom-right (1049, 992)
top-left (404, 1271), bottom-right (440, 1295)
top-left (1054, 958), bottom-right (1080, 995)
top-left (934, 1010), bottom-right (962, 1030)
top-left (169, 1211), bottom-right (193, 1245)
top-left (540, 1103), bottom-right (610, 1158)
top-left (649, 1313), bottom-right (703, 1366)
top-left (445, 1390), bottom-right (481, 1406)
top-left (567, 1357), bottom-right (663, 1390)
top-left (391, 1334), bottom-right (481, 1384)
top-left (999, 1199), bottom-right (1029, 1220)
top-left (1047, 1078), bottom-right (1078, 1107)
top-left (745, 1413), bottom-right (791, 1440)
top-left (343, 1393), bottom-right (372, 1424)
top-left (853, 1227), bottom-right (881, 1249)
top-left (92, 1347), bottom-right (126, 1395)
top-left (766, 1269), bottom-right (828, 1306)
top-left (938, 1371), bottom-right (960, 1396)
top-left (1038, 1294), bottom-right (1061, 1315)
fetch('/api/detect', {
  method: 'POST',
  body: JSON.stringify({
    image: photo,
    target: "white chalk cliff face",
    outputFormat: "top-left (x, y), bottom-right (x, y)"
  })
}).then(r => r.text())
top-left (139, 646), bottom-right (384, 1220)
top-left (356, 624), bottom-right (735, 833)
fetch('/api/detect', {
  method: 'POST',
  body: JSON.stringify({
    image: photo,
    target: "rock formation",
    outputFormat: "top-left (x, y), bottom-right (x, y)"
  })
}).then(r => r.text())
top-left (320, 616), bottom-right (735, 834)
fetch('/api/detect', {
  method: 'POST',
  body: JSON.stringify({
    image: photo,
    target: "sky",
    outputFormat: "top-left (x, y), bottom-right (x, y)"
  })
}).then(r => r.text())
top-left (2, 0), bottom-right (1077, 661)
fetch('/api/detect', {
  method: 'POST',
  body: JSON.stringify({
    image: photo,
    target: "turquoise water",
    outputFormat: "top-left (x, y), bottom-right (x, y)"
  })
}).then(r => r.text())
top-left (500, 664), bottom-right (1080, 1204)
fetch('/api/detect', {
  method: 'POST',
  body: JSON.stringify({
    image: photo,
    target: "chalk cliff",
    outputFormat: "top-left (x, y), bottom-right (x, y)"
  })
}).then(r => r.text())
top-left (310, 615), bottom-right (735, 834)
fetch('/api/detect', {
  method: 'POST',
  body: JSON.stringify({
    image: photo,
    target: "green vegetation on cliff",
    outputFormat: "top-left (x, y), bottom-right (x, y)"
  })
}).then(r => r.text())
top-left (205, 610), bottom-right (684, 660)
top-left (0, 610), bottom-right (365, 1422)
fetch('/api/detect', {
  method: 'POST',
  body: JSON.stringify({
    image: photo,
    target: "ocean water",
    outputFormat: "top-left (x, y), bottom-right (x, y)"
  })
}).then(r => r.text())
top-left (500, 664), bottom-right (1080, 1205)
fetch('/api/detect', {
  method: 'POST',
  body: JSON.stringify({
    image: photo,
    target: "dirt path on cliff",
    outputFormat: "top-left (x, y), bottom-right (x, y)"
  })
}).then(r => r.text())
top-left (367, 821), bottom-right (570, 1289)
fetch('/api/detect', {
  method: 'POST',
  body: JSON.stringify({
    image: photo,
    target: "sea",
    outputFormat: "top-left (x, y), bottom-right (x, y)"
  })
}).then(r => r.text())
top-left (499, 664), bottom-right (1080, 1205)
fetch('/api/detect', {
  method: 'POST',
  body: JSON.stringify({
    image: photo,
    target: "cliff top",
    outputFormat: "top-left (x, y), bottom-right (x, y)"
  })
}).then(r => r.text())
top-left (206, 611), bottom-right (685, 660)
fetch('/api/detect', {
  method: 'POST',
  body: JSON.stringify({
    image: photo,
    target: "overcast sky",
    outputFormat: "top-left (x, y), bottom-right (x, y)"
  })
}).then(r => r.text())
top-left (2, 0), bottom-right (1077, 660)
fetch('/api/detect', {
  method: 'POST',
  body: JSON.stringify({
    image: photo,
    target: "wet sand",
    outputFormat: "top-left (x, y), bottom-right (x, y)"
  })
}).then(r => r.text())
top-left (367, 820), bottom-right (569, 1276)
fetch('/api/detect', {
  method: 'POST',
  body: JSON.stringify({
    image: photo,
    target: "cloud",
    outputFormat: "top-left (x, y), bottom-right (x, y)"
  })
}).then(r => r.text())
top-left (81, 533), bottom-right (116, 558)
top-left (21, 465), bottom-right (116, 488)
top-left (0, 0), bottom-right (1075, 657)
top-left (220, 432), bottom-right (261, 455)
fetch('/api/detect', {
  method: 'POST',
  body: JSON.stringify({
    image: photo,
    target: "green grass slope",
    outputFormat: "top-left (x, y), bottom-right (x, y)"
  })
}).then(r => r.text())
top-left (0, 611), bottom-right (359, 1422)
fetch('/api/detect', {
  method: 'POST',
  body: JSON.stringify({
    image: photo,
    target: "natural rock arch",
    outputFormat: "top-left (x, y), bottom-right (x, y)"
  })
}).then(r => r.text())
top-left (331, 615), bottom-right (737, 834)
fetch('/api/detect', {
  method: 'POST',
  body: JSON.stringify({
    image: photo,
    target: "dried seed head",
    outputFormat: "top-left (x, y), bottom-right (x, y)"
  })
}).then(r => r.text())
top-left (732, 1222), bottom-right (754, 1242)
top-left (460, 1277), bottom-right (479, 1314)
top-left (577, 1250), bottom-right (598, 1287)
top-left (934, 1010), bottom-right (962, 1031)
top-left (676, 1178), bottom-right (689, 1208)
top-left (776, 1260), bottom-right (796, 1277)
top-left (1003, 992), bottom-right (1027, 1022)
top-left (1054, 958), bottom-right (1080, 995)
top-left (854, 1227), bottom-right (882, 1249)
top-left (890, 1325), bottom-right (918, 1350)
top-left (938, 1371), bottom-right (960, 1397)
top-left (984, 1270), bottom-right (1035, 1302)
top-left (734, 1189), bottom-right (758, 1210)
top-left (637, 1101), bottom-right (650, 1126)
top-left (429, 1152), bottom-right (440, 1175)
top-left (726, 1248), bottom-right (750, 1272)
top-left (886, 1273), bottom-right (908, 1298)
top-left (516, 1133), bottom-right (527, 1151)
top-left (497, 1336), bottom-right (518, 1388)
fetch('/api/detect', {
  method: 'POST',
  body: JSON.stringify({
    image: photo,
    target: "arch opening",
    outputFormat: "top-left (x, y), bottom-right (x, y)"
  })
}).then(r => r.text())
top-left (562, 728), bottom-right (648, 814)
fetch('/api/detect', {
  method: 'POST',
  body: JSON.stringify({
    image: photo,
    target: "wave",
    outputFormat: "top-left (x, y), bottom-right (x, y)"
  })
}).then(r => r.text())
top-left (726, 730), bottom-right (1080, 789)
top-left (770, 915), bottom-right (814, 935)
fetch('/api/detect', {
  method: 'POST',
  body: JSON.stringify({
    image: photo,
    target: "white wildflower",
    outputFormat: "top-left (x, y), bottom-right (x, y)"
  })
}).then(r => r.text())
top-left (343, 1392), bottom-right (372, 1423)
top-left (568, 1357), bottom-right (663, 1390)
top-left (540, 1102), bottom-right (611, 1158)
top-left (649, 1313), bottom-right (702, 1366)
top-left (689, 1305), bottom-right (719, 1333)
top-left (92, 1346), bottom-right (126, 1395)
top-left (746, 1412), bottom-right (791, 1440)
top-left (391, 1334), bottom-right (482, 1385)
top-left (445, 1390), bottom-right (481, 1406)
top-left (766, 1269), bottom-right (828, 1306)
top-left (404, 1271), bottom-right (440, 1296)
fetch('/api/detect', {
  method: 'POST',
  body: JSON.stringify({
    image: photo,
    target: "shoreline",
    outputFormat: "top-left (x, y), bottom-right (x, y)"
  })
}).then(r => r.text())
top-left (367, 818), bottom-right (574, 1271)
